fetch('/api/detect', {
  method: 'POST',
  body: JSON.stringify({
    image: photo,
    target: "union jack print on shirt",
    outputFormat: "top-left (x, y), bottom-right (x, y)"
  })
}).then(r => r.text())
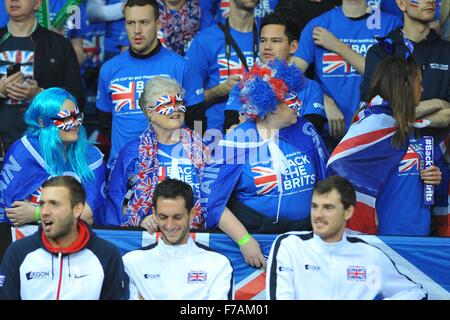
top-left (218, 58), bottom-right (246, 81)
top-left (111, 82), bottom-right (136, 112)
top-left (187, 271), bottom-right (207, 283)
top-left (347, 266), bottom-right (367, 281)
top-left (322, 52), bottom-right (351, 74)
top-left (399, 145), bottom-right (422, 173)
top-left (252, 166), bottom-right (278, 195)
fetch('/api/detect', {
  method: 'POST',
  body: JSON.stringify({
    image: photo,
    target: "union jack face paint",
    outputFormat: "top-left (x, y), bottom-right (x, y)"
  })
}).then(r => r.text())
top-left (284, 92), bottom-right (302, 112)
top-left (153, 94), bottom-right (186, 115)
top-left (51, 106), bottom-right (84, 131)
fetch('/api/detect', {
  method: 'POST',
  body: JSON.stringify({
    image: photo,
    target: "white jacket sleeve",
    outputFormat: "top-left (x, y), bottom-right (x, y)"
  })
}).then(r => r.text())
top-left (87, 0), bottom-right (125, 23)
top-left (266, 236), bottom-right (296, 300)
top-left (207, 257), bottom-right (234, 300)
top-left (379, 251), bottom-right (427, 300)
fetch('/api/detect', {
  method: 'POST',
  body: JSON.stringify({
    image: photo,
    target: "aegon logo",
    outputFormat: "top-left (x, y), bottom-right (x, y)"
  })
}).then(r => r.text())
top-left (26, 271), bottom-right (50, 280)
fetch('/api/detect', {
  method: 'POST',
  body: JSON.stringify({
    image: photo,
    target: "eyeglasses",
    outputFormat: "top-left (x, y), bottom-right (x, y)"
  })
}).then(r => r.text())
top-left (51, 106), bottom-right (84, 131)
top-left (152, 94), bottom-right (186, 115)
top-left (284, 92), bottom-right (302, 112)
top-left (374, 34), bottom-right (414, 60)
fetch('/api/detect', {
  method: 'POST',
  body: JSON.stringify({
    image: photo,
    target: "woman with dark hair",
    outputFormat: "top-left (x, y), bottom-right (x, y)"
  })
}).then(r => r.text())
top-left (0, 88), bottom-right (106, 226)
top-left (328, 56), bottom-right (444, 236)
top-left (202, 59), bottom-right (328, 268)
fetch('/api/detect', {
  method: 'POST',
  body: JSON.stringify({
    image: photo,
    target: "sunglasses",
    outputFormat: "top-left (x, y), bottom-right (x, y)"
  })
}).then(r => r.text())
top-left (152, 94), bottom-right (186, 115)
top-left (374, 34), bottom-right (414, 60)
top-left (51, 106), bottom-right (84, 131)
top-left (284, 92), bottom-right (302, 112)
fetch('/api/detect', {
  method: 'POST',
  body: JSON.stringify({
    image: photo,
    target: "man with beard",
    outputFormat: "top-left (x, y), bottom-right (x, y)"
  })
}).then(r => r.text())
top-left (266, 175), bottom-right (427, 300)
top-left (122, 179), bottom-right (234, 300)
top-left (0, 176), bottom-right (129, 300)
top-left (186, 0), bottom-right (259, 132)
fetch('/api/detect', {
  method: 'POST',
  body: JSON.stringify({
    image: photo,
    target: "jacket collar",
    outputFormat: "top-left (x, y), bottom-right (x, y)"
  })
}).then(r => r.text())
top-left (157, 235), bottom-right (195, 258)
top-left (312, 232), bottom-right (349, 253)
top-left (40, 219), bottom-right (91, 255)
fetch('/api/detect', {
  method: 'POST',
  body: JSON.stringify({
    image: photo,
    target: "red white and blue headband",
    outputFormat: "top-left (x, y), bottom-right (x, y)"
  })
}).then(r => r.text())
top-left (51, 106), bottom-right (83, 131)
top-left (153, 94), bottom-right (186, 115)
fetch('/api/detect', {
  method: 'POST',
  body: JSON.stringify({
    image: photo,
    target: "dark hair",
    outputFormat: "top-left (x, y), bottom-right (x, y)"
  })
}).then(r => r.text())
top-left (124, 0), bottom-right (159, 20)
top-left (260, 11), bottom-right (300, 44)
top-left (152, 179), bottom-right (194, 213)
top-left (313, 176), bottom-right (356, 209)
top-left (366, 56), bottom-right (420, 148)
top-left (42, 176), bottom-right (86, 207)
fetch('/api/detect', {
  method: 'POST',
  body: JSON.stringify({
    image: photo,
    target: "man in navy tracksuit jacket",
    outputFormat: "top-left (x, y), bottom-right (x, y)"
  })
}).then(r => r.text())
top-left (0, 176), bottom-right (129, 300)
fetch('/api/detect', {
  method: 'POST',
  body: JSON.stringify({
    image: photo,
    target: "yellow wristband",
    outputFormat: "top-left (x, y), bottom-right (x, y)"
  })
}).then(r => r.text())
top-left (236, 233), bottom-right (251, 246)
top-left (34, 206), bottom-right (41, 223)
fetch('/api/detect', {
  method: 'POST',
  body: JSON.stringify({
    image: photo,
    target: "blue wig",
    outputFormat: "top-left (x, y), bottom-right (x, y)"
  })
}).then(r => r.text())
top-left (230, 59), bottom-right (306, 121)
top-left (24, 88), bottom-right (94, 183)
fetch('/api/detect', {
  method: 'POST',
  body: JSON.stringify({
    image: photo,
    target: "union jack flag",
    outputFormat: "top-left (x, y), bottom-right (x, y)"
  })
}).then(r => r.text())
top-left (0, 50), bottom-right (34, 81)
top-left (399, 145), bottom-right (421, 173)
top-left (218, 58), bottom-right (246, 81)
top-left (322, 52), bottom-right (351, 74)
top-left (188, 271), bottom-right (207, 283)
top-left (111, 82), bottom-right (136, 112)
top-left (252, 166), bottom-right (278, 195)
top-left (220, 0), bottom-right (230, 18)
top-left (83, 36), bottom-right (102, 66)
top-left (29, 187), bottom-right (43, 206)
top-left (0, 50), bottom-right (34, 64)
top-left (347, 266), bottom-right (367, 281)
top-left (284, 92), bottom-right (302, 112)
top-left (327, 96), bottom-right (403, 234)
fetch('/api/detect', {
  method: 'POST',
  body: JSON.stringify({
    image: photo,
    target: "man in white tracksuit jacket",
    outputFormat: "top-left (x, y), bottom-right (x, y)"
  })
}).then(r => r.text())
top-left (123, 179), bottom-right (233, 300)
top-left (266, 175), bottom-right (427, 300)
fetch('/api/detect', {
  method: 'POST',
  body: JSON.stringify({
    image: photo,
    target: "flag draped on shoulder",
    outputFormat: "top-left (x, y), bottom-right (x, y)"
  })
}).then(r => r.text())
top-left (327, 96), bottom-right (407, 234)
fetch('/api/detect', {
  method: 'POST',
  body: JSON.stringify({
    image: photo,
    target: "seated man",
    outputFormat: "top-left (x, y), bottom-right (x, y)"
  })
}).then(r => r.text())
top-left (122, 179), bottom-right (234, 300)
top-left (266, 175), bottom-right (427, 300)
top-left (0, 176), bottom-right (129, 300)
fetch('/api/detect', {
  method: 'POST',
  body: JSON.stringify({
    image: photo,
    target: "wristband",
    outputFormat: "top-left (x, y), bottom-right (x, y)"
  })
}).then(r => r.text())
top-left (236, 233), bottom-right (251, 246)
top-left (34, 206), bottom-right (41, 223)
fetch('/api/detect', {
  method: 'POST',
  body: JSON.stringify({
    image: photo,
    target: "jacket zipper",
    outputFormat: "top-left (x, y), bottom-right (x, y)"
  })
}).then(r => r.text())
top-left (56, 253), bottom-right (63, 300)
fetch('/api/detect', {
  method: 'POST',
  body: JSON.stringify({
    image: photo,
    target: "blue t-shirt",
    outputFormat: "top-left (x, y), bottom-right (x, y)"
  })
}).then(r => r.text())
top-left (225, 77), bottom-right (326, 120)
top-left (104, 0), bottom-right (128, 55)
top-left (296, 6), bottom-right (402, 129)
top-left (186, 24), bottom-right (258, 131)
top-left (96, 46), bottom-right (205, 166)
top-left (376, 138), bottom-right (431, 236)
top-left (234, 137), bottom-right (317, 221)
